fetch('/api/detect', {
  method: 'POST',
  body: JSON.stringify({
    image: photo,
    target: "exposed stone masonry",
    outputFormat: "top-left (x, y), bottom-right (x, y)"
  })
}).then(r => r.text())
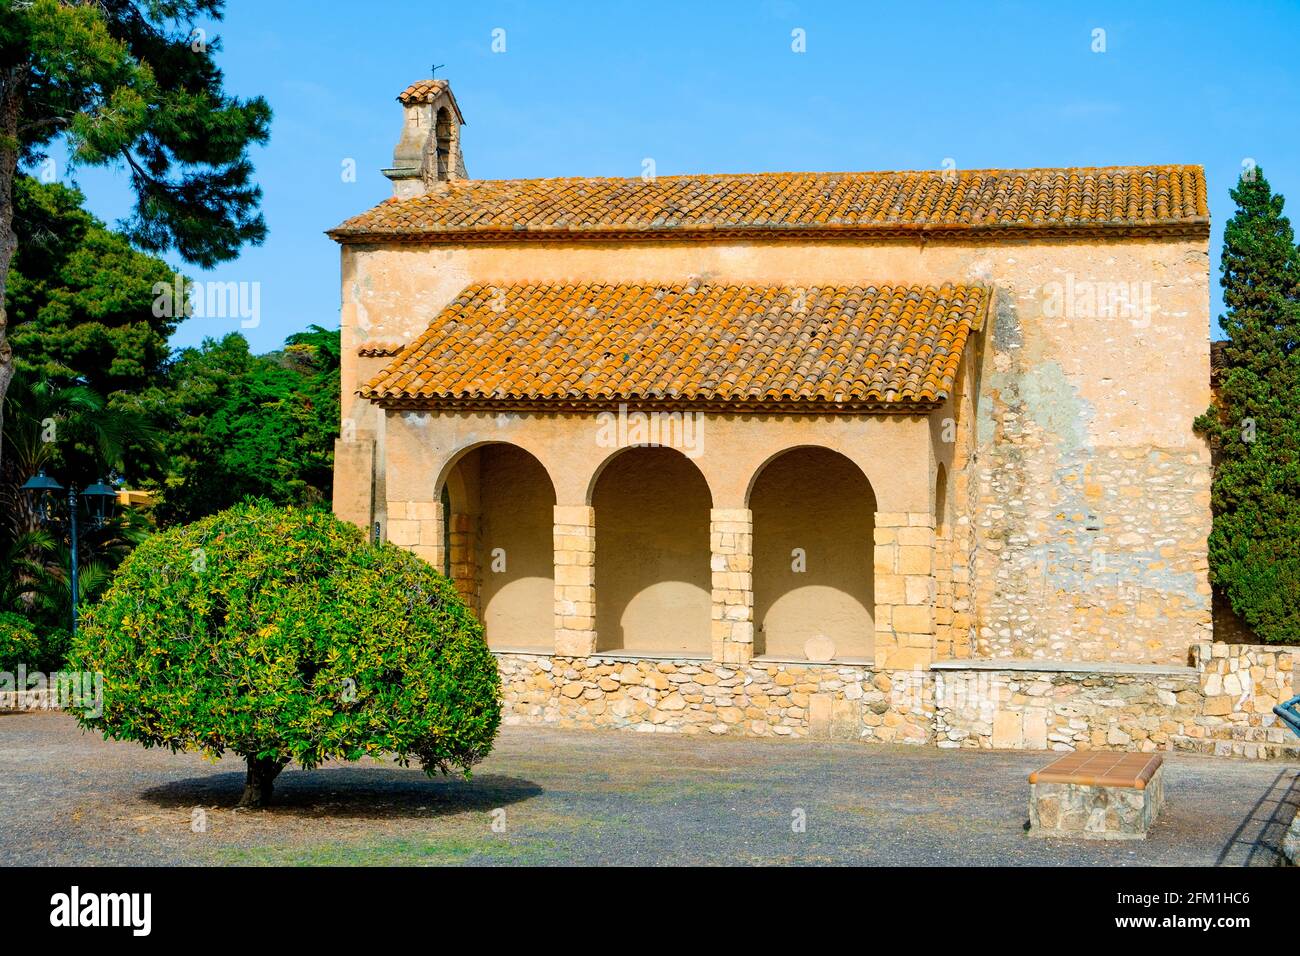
top-left (1186, 642), bottom-right (1297, 755)
top-left (934, 667), bottom-right (1201, 752)
top-left (495, 642), bottom-right (1298, 759)
top-left (973, 288), bottom-right (1212, 665)
top-left (448, 512), bottom-right (480, 616)
top-left (497, 654), bottom-right (932, 744)
top-left (873, 512), bottom-right (936, 670)
top-left (975, 437), bottom-right (1212, 664)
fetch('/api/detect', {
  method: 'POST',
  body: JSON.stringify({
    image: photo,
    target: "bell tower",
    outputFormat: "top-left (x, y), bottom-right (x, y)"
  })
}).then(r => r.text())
top-left (383, 76), bottom-right (467, 198)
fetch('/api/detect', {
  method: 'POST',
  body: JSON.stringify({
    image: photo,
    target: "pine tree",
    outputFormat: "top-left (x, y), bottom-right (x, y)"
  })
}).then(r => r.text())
top-left (1194, 167), bottom-right (1300, 644)
top-left (0, 1), bottom-right (270, 471)
top-left (9, 176), bottom-right (178, 397)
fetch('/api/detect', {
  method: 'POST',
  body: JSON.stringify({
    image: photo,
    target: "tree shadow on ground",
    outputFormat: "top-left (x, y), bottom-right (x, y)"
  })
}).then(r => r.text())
top-left (140, 765), bottom-right (542, 819)
top-left (1215, 767), bottom-right (1300, 867)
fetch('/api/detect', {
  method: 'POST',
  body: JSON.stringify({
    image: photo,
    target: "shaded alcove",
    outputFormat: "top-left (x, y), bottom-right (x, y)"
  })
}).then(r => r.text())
top-left (591, 447), bottom-right (711, 655)
top-left (749, 446), bottom-right (876, 660)
top-left (442, 443), bottom-right (556, 649)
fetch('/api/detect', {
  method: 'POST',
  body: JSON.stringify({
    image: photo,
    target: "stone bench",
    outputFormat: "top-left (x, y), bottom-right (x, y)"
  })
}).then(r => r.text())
top-left (1028, 752), bottom-right (1164, 840)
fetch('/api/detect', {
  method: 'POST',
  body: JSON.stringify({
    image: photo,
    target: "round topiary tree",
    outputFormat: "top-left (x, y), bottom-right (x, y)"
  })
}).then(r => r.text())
top-left (68, 501), bottom-right (502, 807)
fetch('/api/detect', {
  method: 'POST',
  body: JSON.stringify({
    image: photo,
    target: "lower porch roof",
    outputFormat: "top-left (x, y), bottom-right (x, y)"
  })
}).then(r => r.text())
top-left (359, 280), bottom-right (988, 413)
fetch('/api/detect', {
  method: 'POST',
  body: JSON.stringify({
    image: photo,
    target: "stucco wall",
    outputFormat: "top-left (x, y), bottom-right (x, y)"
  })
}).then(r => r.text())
top-left (380, 406), bottom-right (933, 512)
top-left (337, 232), bottom-right (1211, 665)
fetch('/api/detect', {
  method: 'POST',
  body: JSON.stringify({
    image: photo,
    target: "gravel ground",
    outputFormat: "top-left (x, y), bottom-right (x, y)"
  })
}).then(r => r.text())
top-left (2, 711), bottom-right (1296, 866)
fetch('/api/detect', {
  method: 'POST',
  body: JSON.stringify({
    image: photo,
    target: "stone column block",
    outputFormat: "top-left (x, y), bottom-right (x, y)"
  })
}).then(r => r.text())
top-left (710, 508), bottom-right (754, 664)
top-left (554, 505), bottom-right (596, 656)
top-left (874, 512), bottom-right (935, 671)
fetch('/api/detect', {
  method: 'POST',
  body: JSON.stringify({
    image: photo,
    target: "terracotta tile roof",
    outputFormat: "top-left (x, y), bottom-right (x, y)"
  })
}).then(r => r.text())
top-left (396, 79), bottom-right (465, 123)
top-left (398, 79), bottom-right (450, 104)
top-left (330, 165), bottom-right (1207, 243)
top-left (360, 281), bottom-right (987, 411)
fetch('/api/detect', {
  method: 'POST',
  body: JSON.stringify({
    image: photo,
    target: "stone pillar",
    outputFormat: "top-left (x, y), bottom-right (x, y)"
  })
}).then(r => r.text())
top-left (386, 499), bottom-right (443, 569)
top-left (711, 508), bottom-right (754, 664)
top-left (873, 512), bottom-right (935, 671)
top-left (448, 512), bottom-right (480, 618)
top-left (554, 505), bottom-right (596, 657)
top-left (332, 430), bottom-right (374, 531)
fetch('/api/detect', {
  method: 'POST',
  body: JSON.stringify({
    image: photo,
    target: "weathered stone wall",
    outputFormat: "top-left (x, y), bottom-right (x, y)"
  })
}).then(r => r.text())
top-left (1182, 642), bottom-right (1298, 756)
top-left (496, 641), bottom-right (1300, 760)
top-left (970, 244), bottom-right (1212, 665)
top-left (972, 401), bottom-right (1212, 664)
top-left (933, 664), bottom-right (1201, 752)
top-left (934, 644), bottom-right (1296, 759)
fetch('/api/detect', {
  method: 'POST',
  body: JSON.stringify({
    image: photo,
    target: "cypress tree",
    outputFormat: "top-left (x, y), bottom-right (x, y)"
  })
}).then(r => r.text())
top-left (1195, 166), bottom-right (1300, 644)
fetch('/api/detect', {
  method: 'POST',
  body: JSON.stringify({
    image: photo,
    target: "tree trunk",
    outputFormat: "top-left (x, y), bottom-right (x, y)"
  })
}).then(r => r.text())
top-left (237, 756), bottom-right (286, 808)
top-left (0, 66), bottom-right (23, 477)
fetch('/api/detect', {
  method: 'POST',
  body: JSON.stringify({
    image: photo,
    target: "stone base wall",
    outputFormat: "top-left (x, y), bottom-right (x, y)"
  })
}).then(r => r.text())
top-left (1181, 642), bottom-right (1298, 758)
top-left (933, 666), bottom-right (1201, 752)
top-left (495, 641), bottom-right (1300, 760)
top-left (497, 654), bottom-right (932, 744)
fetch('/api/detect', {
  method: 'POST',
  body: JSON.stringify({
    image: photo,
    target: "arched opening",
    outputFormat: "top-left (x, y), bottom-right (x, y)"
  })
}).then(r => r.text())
top-left (440, 443), bottom-right (556, 650)
top-left (592, 446), bottom-right (711, 655)
top-left (435, 107), bottom-right (452, 179)
top-left (749, 447), bottom-right (876, 661)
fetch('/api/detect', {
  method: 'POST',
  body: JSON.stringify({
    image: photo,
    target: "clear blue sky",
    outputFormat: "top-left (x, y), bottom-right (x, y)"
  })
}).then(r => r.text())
top-left (60, 0), bottom-right (1300, 351)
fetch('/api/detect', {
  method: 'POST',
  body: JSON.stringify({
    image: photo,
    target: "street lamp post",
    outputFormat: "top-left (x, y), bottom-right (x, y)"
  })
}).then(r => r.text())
top-left (21, 471), bottom-right (118, 637)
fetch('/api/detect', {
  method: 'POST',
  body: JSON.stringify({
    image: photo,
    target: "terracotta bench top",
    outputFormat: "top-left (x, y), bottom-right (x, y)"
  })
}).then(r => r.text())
top-left (1029, 752), bottom-right (1163, 790)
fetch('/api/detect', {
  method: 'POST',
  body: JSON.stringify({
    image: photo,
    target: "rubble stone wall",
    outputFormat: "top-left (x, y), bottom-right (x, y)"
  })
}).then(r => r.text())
top-left (495, 641), bottom-right (1299, 760)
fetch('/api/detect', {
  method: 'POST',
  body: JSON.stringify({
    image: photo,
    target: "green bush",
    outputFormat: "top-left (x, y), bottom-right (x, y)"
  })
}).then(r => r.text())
top-left (0, 612), bottom-right (42, 673)
top-left (68, 501), bottom-right (501, 806)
